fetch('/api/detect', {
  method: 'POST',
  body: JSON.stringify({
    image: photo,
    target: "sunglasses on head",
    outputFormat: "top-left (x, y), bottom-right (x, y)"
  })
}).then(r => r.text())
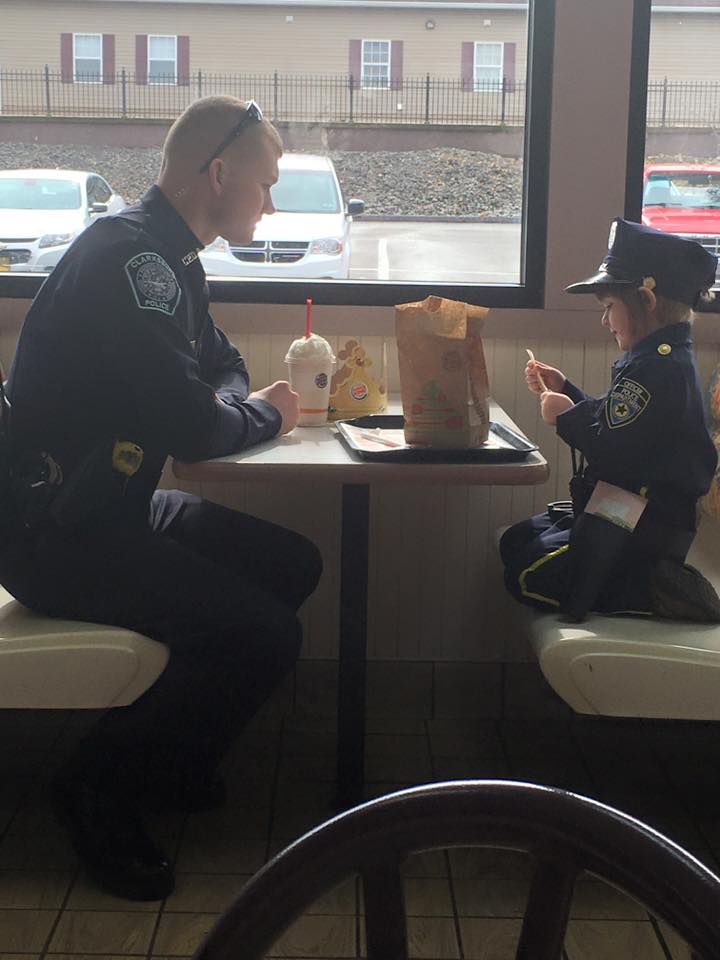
top-left (198, 100), bottom-right (264, 174)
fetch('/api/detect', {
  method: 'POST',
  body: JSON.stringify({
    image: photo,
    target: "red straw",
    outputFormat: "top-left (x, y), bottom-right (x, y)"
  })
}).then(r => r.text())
top-left (305, 298), bottom-right (312, 338)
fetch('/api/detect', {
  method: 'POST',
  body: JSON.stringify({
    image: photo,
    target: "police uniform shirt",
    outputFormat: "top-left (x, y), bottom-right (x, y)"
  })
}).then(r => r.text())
top-left (8, 185), bottom-right (282, 525)
top-left (555, 321), bottom-right (717, 532)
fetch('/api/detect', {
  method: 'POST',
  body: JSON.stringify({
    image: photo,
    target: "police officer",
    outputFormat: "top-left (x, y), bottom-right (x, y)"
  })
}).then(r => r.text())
top-left (500, 218), bottom-right (719, 618)
top-left (1, 96), bottom-right (322, 900)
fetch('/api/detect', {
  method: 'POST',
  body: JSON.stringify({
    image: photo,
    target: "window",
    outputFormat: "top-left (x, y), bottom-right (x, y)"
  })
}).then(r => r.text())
top-left (0, 0), bottom-right (553, 308)
top-left (0, 178), bottom-right (81, 211)
top-left (73, 34), bottom-right (102, 83)
top-left (148, 35), bottom-right (177, 85)
top-left (361, 40), bottom-right (391, 90)
top-left (474, 42), bottom-right (503, 91)
top-left (87, 176), bottom-right (112, 205)
top-left (629, 2), bottom-right (720, 286)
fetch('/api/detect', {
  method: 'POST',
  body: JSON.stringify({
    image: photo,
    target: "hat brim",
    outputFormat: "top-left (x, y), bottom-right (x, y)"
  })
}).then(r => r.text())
top-left (565, 270), bottom-right (642, 295)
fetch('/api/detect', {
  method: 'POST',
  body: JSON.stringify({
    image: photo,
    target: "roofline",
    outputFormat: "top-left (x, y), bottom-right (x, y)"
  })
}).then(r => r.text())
top-left (84, 0), bottom-right (530, 7)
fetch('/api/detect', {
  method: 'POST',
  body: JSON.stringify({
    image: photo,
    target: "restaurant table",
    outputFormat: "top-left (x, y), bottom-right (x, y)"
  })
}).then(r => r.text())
top-left (174, 401), bottom-right (548, 809)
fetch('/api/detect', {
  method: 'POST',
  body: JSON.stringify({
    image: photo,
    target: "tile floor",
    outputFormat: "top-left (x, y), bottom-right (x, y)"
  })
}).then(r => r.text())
top-left (0, 702), bottom-right (719, 959)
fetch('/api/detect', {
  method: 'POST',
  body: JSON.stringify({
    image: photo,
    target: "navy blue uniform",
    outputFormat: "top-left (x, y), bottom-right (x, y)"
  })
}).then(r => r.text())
top-left (500, 322), bottom-right (717, 611)
top-left (1, 186), bottom-right (321, 798)
top-left (8, 185), bottom-right (281, 526)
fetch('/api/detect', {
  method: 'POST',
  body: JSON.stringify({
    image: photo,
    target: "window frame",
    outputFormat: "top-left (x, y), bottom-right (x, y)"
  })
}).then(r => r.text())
top-left (474, 41), bottom-right (504, 92)
top-left (73, 32), bottom-right (103, 85)
top-left (624, 0), bottom-right (652, 223)
top-left (147, 34), bottom-right (178, 86)
top-left (1, 0), bottom-right (555, 309)
top-left (360, 39), bottom-right (391, 90)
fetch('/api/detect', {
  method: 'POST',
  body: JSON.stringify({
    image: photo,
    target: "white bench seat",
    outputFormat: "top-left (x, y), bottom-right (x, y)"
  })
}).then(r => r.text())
top-left (0, 586), bottom-right (168, 709)
top-left (527, 512), bottom-right (720, 721)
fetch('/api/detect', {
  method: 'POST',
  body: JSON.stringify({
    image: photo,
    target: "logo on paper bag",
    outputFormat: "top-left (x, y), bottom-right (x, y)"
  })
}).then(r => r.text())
top-left (606, 378), bottom-right (651, 429)
top-left (442, 350), bottom-right (463, 372)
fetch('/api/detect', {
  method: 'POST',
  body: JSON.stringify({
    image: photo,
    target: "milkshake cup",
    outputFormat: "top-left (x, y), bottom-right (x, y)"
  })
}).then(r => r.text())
top-left (285, 333), bottom-right (336, 426)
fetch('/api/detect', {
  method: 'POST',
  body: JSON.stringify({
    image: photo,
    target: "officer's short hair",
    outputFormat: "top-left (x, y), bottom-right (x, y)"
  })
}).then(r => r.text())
top-left (162, 96), bottom-right (282, 173)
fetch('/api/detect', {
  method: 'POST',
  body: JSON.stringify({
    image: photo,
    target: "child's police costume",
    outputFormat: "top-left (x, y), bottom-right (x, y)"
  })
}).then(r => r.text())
top-left (1, 186), bottom-right (322, 900)
top-left (500, 219), bottom-right (718, 618)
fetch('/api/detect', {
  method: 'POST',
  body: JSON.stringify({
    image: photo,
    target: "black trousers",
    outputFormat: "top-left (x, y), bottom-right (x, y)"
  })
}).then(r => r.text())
top-left (0, 490), bottom-right (322, 795)
top-left (500, 511), bottom-right (653, 615)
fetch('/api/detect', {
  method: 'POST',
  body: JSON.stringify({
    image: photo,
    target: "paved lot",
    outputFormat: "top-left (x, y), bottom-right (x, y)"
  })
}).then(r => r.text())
top-left (349, 220), bottom-right (522, 284)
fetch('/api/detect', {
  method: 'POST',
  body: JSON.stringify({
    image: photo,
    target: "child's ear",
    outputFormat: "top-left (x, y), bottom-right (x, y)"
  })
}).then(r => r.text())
top-left (638, 287), bottom-right (657, 312)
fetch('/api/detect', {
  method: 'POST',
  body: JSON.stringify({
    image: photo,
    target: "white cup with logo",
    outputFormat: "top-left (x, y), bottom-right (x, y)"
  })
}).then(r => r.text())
top-left (285, 334), bottom-right (336, 426)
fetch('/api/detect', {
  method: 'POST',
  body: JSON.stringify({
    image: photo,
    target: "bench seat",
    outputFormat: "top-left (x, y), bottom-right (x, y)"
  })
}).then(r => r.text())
top-left (0, 585), bottom-right (168, 709)
top-left (527, 513), bottom-right (720, 720)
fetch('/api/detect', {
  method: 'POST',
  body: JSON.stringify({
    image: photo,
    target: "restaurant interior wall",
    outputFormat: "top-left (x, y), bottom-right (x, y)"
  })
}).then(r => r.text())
top-left (2, 1), bottom-right (720, 704)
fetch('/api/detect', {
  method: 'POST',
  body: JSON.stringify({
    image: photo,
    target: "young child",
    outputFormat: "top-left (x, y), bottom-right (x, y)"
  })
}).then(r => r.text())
top-left (500, 218), bottom-right (719, 619)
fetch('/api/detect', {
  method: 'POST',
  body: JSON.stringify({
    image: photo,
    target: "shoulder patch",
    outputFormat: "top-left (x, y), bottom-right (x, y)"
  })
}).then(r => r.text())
top-left (606, 377), bottom-right (651, 429)
top-left (124, 251), bottom-right (181, 317)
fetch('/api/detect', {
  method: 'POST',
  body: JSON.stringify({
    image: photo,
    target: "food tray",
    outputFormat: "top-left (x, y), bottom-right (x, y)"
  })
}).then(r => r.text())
top-left (335, 415), bottom-right (538, 462)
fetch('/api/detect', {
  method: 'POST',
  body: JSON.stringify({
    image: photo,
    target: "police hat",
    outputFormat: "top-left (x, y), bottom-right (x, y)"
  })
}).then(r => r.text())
top-left (565, 218), bottom-right (717, 306)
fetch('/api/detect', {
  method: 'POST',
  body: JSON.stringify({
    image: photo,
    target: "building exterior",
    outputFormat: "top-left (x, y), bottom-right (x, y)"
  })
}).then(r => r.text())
top-left (0, 0), bottom-right (718, 124)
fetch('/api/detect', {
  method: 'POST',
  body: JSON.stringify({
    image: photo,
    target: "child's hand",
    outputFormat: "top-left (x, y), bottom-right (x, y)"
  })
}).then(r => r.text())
top-left (525, 359), bottom-right (565, 394)
top-left (540, 391), bottom-right (574, 425)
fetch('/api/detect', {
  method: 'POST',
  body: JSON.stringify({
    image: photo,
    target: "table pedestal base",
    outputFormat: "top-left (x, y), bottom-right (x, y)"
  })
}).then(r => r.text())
top-left (335, 483), bottom-right (370, 810)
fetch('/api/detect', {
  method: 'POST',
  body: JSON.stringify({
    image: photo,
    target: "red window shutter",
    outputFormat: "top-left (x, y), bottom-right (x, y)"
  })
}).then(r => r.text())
top-left (60, 33), bottom-right (73, 83)
top-left (390, 40), bottom-right (403, 91)
top-left (102, 34), bottom-right (115, 84)
top-left (136, 34), bottom-right (148, 84)
top-left (503, 41), bottom-right (516, 92)
top-left (461, 41), bottom-right (474, 92)
top-left (177, 35), bottom-right (190, 85)
top-left (349, 39), bottom-right (361, 86)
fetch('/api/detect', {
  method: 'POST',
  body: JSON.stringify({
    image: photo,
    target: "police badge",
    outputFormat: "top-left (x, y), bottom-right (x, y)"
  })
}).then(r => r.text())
top-left (125, 252), bottom-right (182, 316)
top-left (606, 377), bottom-right (651, 429)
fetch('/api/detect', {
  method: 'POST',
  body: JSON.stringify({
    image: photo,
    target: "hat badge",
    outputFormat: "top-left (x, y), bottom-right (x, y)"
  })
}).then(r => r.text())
top-left (641, 276), bottom-right (656, 290)
top-left (657, 343), bottom-right (672, 355)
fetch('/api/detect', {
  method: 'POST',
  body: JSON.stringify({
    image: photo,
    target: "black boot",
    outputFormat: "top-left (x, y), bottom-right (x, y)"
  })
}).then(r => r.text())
top-left (52, 774), bottom-right (175, 901)
top-left (650, 558), bottom-right (720, 622)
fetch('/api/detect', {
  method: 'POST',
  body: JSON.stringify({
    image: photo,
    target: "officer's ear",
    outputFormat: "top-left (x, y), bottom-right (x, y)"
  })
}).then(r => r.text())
top-left (637, 286), bottom-right (657, 313)
top-left (206, 158), bottom-right (225, 196)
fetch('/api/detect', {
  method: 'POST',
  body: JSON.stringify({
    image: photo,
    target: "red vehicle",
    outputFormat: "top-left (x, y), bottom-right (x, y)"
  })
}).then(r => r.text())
top-left (643, 163), bottom-right (720, 283)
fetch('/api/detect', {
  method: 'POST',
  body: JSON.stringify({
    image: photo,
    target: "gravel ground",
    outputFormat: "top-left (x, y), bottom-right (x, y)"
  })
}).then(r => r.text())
top-left (0, 141), bottom-right (523, 219)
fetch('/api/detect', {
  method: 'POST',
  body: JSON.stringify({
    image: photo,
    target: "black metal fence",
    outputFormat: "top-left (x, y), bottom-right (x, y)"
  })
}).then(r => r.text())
top-left (647, 79), bottom-right (720, 128)
top-left (0, 69), bottom-right (527, 125)
top-left (5, 70), bottom-right (720, 128)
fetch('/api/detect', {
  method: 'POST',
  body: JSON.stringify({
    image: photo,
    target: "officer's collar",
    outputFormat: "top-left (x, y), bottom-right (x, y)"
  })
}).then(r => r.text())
top-left (615, 321), bottom-right (692, 367)
top-left (140, 186), bottom-right (204, 265)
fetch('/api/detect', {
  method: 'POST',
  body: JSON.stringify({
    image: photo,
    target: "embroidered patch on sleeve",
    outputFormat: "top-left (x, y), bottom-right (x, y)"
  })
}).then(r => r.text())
top-left (124, 252), bottom-right (182, 316)
top-left (605, 377), bottom-right (651, 429)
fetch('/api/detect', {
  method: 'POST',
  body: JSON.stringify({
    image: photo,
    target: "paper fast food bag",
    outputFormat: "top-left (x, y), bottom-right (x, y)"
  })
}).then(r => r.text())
top-left (395, 296), bottom-right (490, 448)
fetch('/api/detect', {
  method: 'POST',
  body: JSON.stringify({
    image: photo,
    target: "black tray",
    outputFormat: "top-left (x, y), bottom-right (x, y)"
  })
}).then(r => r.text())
top-left (335, 415), bottom-right (538, 462)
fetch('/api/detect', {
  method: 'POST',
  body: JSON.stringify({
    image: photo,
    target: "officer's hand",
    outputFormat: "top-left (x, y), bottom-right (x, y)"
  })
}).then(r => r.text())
top-left (540, 390), bottom-right (574, 425)
top-left (525, 360), bottom-right (565, 395)
top-left (249, 381), bottom-right (300, 434)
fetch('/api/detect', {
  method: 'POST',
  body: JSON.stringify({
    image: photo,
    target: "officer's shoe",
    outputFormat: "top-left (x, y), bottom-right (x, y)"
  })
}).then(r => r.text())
top-left (51, 776), bottom-right (175, 901)
top-left (143, 775), bottom-right (227, 814)
top-left (650, 558), bottom-right (720, 623)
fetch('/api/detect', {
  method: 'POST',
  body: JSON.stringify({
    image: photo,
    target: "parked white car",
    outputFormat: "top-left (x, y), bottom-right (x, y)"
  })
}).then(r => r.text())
top-left (0, 169), bottom-right (126, 273)
top-left (200, 153), bottom-right (364, 279)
